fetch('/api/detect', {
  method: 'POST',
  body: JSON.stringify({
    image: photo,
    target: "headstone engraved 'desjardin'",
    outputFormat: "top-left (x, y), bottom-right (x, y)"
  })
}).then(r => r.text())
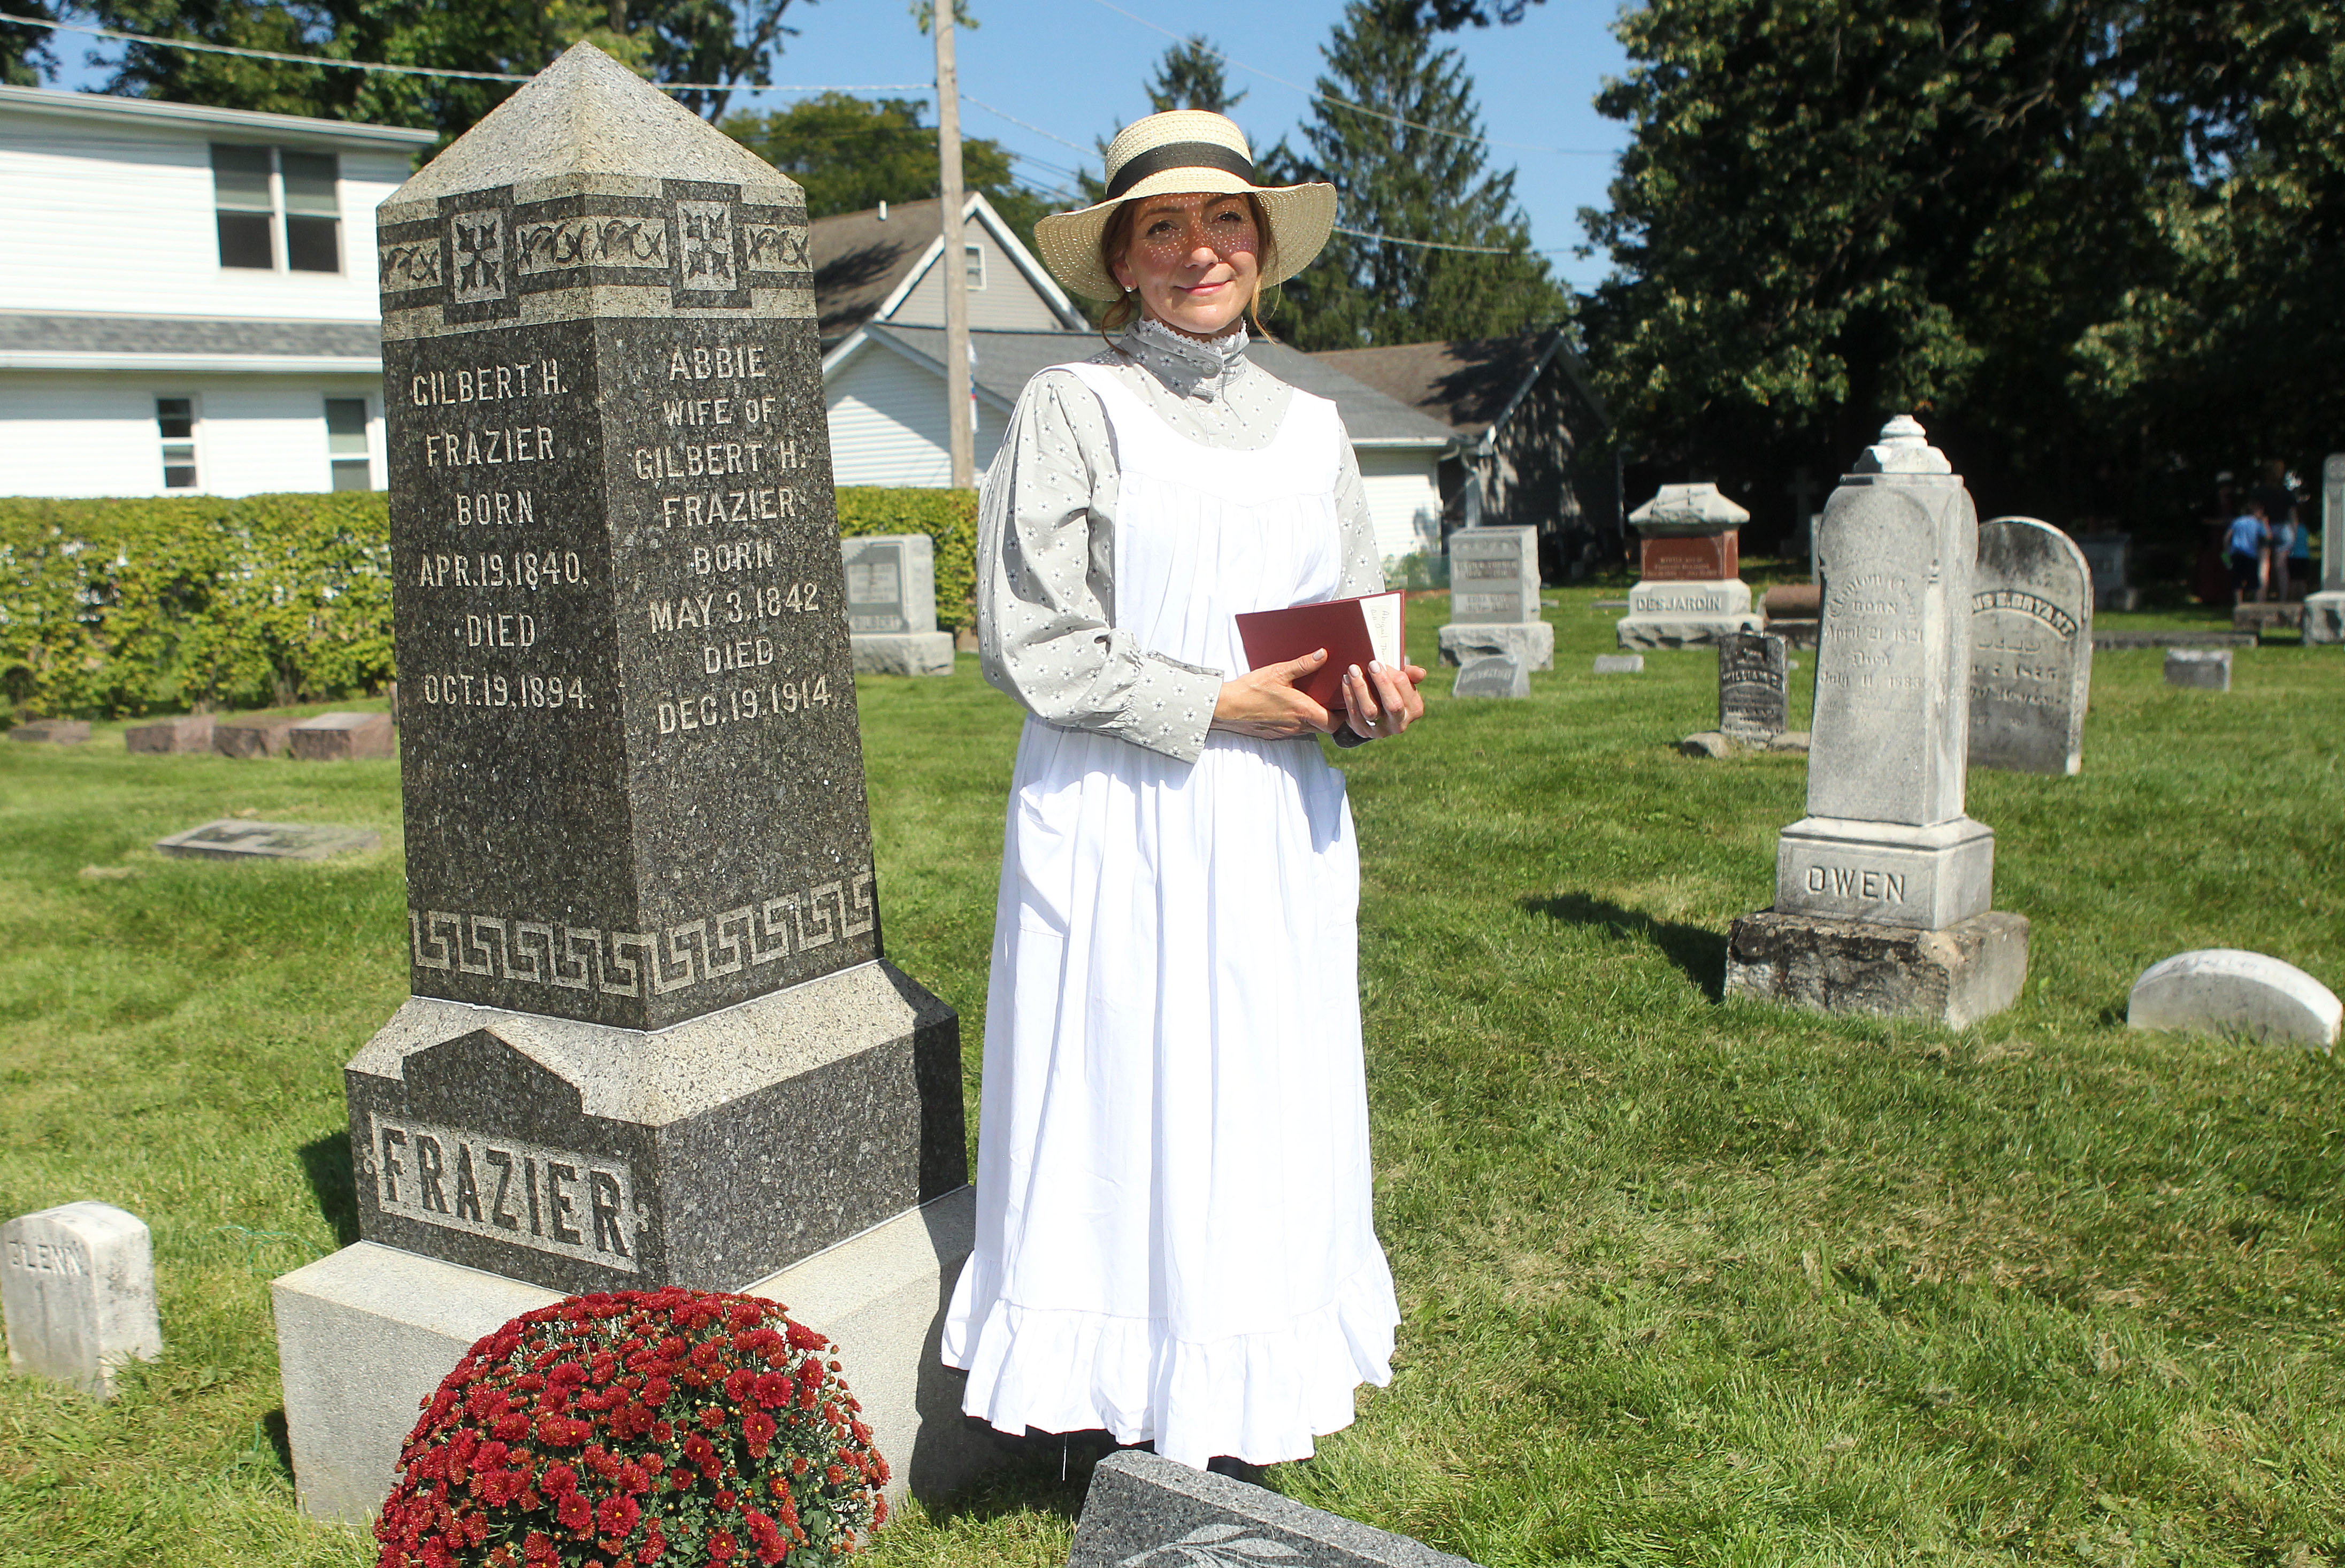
top-left (270, 45), bottom-right (988, 1527)
top-left (1970, 518), bottom-right (2091, 776)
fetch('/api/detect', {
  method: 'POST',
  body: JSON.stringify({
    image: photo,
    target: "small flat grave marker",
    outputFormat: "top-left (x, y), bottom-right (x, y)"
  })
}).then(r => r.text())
top-left (1452, 652), bottom-right (1528, 698)
top-left (126, 715), bottom-right (214, 754)
top-left (1593, 654), bottom-right (1644, 674)
top-left (2164, 649), bottom-right (2231, 690)
top-left (1069, 1450), bottom-right (1477, 1568)
top-left (2, 1201), bottom-right (162, 1398)
top-left (290, 712), bottom-right (395, 762)
top-left (2128, 949), bottom-right (2340, 1049)
top-left (9, 720), bottom-right (89, 744)
top-left (155, 819), bottom-right (381, 861)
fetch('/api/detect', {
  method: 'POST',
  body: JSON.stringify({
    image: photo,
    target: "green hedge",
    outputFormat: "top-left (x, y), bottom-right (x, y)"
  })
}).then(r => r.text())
top-left (0, 487), bottom-right (977, 720)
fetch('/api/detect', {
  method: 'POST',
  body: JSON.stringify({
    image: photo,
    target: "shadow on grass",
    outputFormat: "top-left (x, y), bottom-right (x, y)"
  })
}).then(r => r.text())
top-left (1522, 892), bottom-right (1729, 1003)
top-left (298, 1131), bottom-right (361, 1247)
top-left (911, 1429), bottom-right (1115, 1529)
top-left (259, 1408), bottom-right (296, 1484)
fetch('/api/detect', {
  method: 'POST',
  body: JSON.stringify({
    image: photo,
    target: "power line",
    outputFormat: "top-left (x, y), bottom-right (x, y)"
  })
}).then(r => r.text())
top-left (0, 13), bottom-right (930, 94)
top-left (1075, 0), bottom-right (1616, 158)
top-left (1332, 224), bottom-right (1515, 255)
top-left (961, 93), bottom-right (1092, 155)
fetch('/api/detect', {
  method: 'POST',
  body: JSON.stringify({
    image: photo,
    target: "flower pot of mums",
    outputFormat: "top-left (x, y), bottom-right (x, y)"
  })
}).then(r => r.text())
top-left (374, 1287), bottom-right (888, 1568)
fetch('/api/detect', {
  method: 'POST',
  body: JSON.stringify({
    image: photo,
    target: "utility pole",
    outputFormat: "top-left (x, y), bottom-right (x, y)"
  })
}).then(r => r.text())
top-left (934, 5), bottom-right (974, 488)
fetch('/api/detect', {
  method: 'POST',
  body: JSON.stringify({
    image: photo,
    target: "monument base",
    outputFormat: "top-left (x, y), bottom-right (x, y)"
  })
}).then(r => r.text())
top-left (1616, 578), bottom-right (1762, 649)
top-left (1723, 909), bottom-right (2029, 1029)
top-left (2303, 590), bottom-right (2345, 646)
top-left (1437, 620), bottom-right (1553, 671)
top-left (271, 1187), bottom-right (1005, 1527)
top-left (1774, 816), bottom-right (1994, 931)
top-left (850, 631), bottom-right (957, 677)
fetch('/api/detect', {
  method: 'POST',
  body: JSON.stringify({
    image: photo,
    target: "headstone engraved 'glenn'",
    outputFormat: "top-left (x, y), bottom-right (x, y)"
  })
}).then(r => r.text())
top-left (3, 1202), bottom-right (162, 1398)
top-left (1724, 416), bottom-right (2028, 1027)
top-left (1970, 518), bottom-right (2091, 775)
top-left (1718, 631), bottom-right (1789, 742)
top-left (841, 532), bottom-right (954, 676)
top-left (1438, 525), bottom-right (1552, 674)
top-left (269, 45), bottom-right (990, 1526)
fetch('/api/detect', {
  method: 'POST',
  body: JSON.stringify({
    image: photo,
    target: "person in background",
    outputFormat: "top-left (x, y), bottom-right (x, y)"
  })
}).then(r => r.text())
top-left (2252, 460), bottom-right (2298, 604)
top-left (2227, 499), bottom-right (2269, 606)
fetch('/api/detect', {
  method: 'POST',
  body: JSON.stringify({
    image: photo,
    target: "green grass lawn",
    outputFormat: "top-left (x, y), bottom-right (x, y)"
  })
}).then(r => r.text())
top-left (3, 594), bottom-right (2341, 1567)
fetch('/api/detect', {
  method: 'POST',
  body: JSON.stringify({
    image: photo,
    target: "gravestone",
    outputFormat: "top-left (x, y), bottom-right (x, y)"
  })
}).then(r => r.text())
top-left (1970, 518), bottom-right (2092, 775)
top-left (841, 533), bottom-right (954, 676)
top-left (267, 42), bottom-right (989, 1526)
top-left (2072, 531), bottom-right (2138, 612)
top-left (2305, 454), bottom-right (2345, 645)
top-left (154, 819), bottom-right (381, 860)
top-left (1592, 654), bottom-right (1643, 674)
top-left (9, 719), bottom-right (89, 744)
top-left (214, 716), bottom-right (294, 758)
top-left (290, 711), bottom-right (395, 761)
top-left (1718, 632), bottom-right (1789, 743)
top-left (1617, 482), bottom-right (1763, 649)
top-left (1724, 416), bottom-right (2028, 1026)
top-left (1069, 1451), bottom-right (1478, 1568)
top-left (1451, 653), bottom-right (1527, 699)
top-left (2, 1202), bottom-right (162, 1398)
top-left (126, 714), bottom-right (213, 754)
top-left (2165, 648), bottom-right (2231, 690)
top-left (2127, 949), bottom-right (2341, 1050)
top-left (1438, 526), bottom-right (1552, 672)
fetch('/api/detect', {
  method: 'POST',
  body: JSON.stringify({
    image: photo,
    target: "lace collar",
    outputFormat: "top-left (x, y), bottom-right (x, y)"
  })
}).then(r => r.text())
top-left (1117, 317), bottom-right (1252, 403)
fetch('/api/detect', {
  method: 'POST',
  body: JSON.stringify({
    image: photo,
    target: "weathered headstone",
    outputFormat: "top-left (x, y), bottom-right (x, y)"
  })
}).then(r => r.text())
top-left (9, 719), bottom-right (89, 744)
top-left (2, 1202), bottom-right (162, 1398)
top-left (154, 819), bottom-right (381, 860)
top-left (1438, 525), bottom-right (1553, 672)
top-left (2128, 949), bottom-right (2341, 1049)
top-left (1718, 632), bottom-right (1788, 743)
top-left (2165, 648), bottom-right (2231, 690)
top-left (1592, 654), bottom-right (1643, 674)
top-left (1069, 1451), bottom-right (1478, 1568)
top-left (268, 43), bottom-right (986, 1526)
top-left (2304, 454), bottom-right (2345, 646)
top-left (289, 711), bottom-right (395, 761)
top-left (1617, 482), bottom-right (1763, 649)
top-left (1724, 416), bottom-right (2028, 1026)
top-left (841, 533), bottom-right (953, 676)
top-left (1451, 652), bottom-right (1527, 699)
top-left (214, 716), bottom-right (294, 758)
top-left (125, 714), bottom-right (214, 754)
top-left (1970, 518), bottom-right (2091, 776)
top-left (2072, 531), bottom-right (2138, 612)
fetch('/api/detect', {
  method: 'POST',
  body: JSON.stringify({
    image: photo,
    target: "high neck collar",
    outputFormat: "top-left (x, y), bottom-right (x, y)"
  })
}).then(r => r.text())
top-left (1119, 316), bottom-right (1251, 402)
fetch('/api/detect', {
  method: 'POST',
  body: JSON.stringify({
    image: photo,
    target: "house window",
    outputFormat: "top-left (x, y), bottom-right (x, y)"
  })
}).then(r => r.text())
top-left (325, 398), bottom-right (372, 490)
top-left (211, 145), bottom-right (342, 273)
top-left (157, 398), bottom-right (198, 489)
top-left (963, 242), bottom-right (985, 290)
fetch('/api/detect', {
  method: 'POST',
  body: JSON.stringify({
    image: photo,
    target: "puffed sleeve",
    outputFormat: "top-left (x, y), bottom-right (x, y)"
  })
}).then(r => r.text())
top-left (976, 371), bottom-right (1222, 763)
top-left (1328, 420), bottom-right (1391, 749)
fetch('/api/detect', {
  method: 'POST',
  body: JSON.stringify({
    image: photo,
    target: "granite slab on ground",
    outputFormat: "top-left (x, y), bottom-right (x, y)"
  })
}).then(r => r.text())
top-left (290, 711), bottom-right (395, 760)
top-left (1068, 1450), bottom-right (1478, 1568)
top-left (214, 716), bottom-right (295, 758)
top-left (9, 719), bottom-right (89, 744)
top-left (155, 820), bottom-right (381, 861)
top-left (126, 714), bottom-right (214, 754)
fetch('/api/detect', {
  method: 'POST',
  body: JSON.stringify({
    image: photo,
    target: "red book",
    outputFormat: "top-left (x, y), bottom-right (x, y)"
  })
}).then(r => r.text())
top-left (1233, 591), bottom-right (1407, 712)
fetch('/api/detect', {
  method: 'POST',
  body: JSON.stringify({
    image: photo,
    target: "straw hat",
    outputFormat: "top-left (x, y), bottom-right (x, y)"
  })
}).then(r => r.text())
top-left (1032, 110), bottom-right (1337, 302)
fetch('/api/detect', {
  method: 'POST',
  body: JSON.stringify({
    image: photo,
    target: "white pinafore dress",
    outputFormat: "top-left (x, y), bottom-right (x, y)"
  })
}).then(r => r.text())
top-left (941, 361), bottom-right (1399, 1469)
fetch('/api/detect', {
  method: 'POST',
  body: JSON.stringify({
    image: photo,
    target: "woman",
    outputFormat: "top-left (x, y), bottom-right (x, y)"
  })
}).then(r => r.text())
top-left (939, 110), bottom-right (1426, 1472)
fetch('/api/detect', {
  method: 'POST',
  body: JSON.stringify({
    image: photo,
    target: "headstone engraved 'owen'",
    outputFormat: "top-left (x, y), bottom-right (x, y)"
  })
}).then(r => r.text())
top-left (1724, 416), bottom-right (2028, 1027)
top-left (1438, 525), bottom-right (1552, 673)
top-left (3, 1201), bottom-right (162, 1398)
top-left (1616, 482), bottom-right (1763, 649)
top-left (269, 45), bottom-right (985, 1525)
top-left (2304, 454), bottom-right (2345, 646)
top-left (1970, 518), bottom-right (2091, 776)
top-left (1718, 631), bottom-right (1788, 742)
top-left (840, 533), bottom-right (954, 676)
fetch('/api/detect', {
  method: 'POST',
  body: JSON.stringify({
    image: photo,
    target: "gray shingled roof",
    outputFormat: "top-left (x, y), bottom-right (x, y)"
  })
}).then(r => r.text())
top-left (810, 199), bottom-right (942, 345)
top-left (0, 313), bottom-right (381, 358)
top-left (864, 324), bottom-right (1459, 447)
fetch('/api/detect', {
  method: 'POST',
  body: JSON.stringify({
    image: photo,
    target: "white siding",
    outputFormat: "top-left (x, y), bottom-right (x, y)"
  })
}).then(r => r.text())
top-left (823, 342), bottom-right (1006, 489)
top-left (890, 222), bottom-right (1069, 333)
top-left (0, 372), bottom-right (385, 497)
top-left (1356, 446), bottom-right (1444, 562)
top-left (0, 110), bottom-right (409, 322)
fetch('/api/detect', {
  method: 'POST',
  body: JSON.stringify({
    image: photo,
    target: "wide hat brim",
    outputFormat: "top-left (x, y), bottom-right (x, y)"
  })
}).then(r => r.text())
top-left (1032, 168), bottom-right (1337, 302)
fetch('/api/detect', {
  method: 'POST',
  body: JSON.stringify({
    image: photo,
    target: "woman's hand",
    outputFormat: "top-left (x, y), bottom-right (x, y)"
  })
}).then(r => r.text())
top-left (1212, 649), bottom-right (1337, 739)
top-left (1341, 659), bottom-right (1427, 740)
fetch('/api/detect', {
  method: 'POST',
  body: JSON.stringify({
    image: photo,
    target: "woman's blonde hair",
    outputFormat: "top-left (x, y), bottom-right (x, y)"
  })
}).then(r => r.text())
top-left (1096, 191), bottom-right (1281, 344)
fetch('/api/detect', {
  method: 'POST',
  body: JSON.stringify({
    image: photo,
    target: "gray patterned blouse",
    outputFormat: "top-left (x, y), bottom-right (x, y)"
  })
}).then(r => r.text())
top-left (975, 317), bottom-right (1385, 764)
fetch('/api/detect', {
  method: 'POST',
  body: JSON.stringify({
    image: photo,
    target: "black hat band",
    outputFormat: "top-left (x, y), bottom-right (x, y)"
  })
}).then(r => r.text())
top-left (1105, 141), bottom-right (1259, 201)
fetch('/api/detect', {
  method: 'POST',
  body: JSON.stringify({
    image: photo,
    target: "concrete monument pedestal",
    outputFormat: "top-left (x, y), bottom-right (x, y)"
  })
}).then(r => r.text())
top-left (1725, 909), bottom-right (2029, 1030)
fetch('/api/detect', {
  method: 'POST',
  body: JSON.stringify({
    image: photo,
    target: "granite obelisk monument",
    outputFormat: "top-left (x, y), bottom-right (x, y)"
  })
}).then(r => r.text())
top-left (1723, 416), bottom-right (2028, 1027)
top-left (270, 44), bottom-right (992, 1523)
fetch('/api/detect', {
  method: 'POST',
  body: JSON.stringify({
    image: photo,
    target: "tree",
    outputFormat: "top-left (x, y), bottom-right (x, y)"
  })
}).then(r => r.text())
top-left (1145, 34), bottom-right (1244, 114)
top-left (1270, 0), bottom-right (1565, 350)
top-left (2, 2), bottom-right (58, 87)
top-left (721, 92), bottom-right (1051, 239)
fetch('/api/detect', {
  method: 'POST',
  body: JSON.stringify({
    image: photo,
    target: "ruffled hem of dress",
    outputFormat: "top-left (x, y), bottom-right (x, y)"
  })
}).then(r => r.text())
top-left (940, 1256), bottom-right (1399, 1470)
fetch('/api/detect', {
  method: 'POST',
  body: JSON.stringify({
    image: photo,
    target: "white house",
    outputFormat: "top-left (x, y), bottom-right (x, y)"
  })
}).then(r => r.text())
top-left (0, 86), bottom-right (433, 498)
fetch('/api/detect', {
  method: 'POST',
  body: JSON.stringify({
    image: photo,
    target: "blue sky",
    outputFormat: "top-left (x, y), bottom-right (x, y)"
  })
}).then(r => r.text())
top-left (45, 0), bottom-right (1634, 291)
